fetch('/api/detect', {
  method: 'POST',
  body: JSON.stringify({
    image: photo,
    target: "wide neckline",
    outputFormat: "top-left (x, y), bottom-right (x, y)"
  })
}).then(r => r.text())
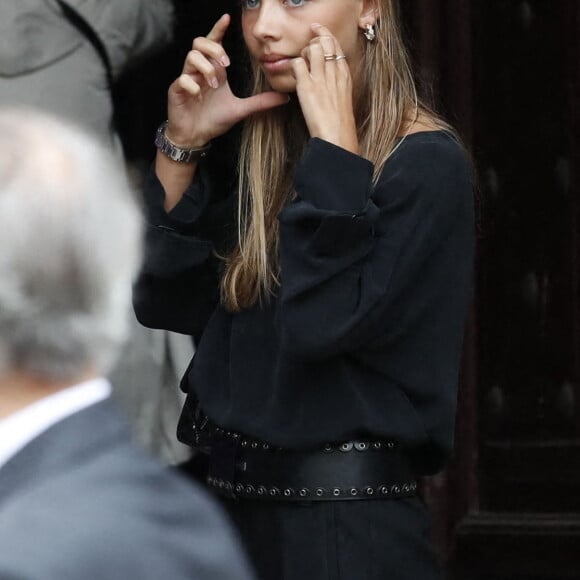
top-left (395, 129), bottom-right (448, 142)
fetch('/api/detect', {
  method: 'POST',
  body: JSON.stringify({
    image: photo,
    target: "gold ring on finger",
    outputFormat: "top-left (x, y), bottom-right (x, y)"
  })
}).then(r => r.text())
top-left (324, 54), bottom-right (337, 61)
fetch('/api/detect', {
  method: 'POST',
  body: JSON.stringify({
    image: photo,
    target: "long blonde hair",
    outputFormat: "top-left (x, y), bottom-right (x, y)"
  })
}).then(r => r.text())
top-left (222, 0), bottom-right (453, 311)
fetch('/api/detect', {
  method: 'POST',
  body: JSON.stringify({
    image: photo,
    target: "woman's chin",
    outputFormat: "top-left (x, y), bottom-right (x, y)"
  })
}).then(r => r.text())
top-left (264, 73), bottom-right (297, 94)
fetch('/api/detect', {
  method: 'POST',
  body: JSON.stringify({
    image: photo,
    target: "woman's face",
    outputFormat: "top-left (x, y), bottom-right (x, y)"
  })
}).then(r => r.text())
top-left (241, 0), bottom-right (370, 93)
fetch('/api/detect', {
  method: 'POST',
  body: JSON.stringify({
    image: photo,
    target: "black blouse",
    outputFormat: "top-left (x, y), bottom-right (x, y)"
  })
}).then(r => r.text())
top-left (134, 132), bottom-right (474, 475)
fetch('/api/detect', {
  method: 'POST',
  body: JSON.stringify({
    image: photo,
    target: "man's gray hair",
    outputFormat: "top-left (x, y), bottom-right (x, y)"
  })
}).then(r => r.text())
top-left (0, 110), bottom-right (142, 381)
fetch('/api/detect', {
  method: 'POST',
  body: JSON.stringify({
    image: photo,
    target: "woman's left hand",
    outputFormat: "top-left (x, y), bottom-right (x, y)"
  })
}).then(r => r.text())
top-left (292, 24), bottom-right (359, 154)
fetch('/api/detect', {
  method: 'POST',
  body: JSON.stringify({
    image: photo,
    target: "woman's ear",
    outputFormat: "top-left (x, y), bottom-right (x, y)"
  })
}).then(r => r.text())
top-left (358, 0), bottom-right (379, 29)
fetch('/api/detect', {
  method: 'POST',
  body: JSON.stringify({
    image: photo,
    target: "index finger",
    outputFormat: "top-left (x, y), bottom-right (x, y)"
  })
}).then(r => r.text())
top-left (206, 13), bottom-right (231, 44)
top-left (310, 23), bottom-right (344, 56)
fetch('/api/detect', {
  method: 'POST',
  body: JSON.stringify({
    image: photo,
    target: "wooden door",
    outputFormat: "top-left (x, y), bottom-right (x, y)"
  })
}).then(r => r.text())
top-left (403, 1), bottom-right (580, 577)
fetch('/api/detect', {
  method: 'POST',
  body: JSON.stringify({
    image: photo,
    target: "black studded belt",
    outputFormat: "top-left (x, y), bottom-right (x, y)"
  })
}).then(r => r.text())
top-left (198, 424), bottom-right (418, 502)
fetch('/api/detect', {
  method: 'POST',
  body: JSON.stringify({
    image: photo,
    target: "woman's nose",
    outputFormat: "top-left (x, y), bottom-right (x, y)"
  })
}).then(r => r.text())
top-left (251, 3), bottom-right (283, 41)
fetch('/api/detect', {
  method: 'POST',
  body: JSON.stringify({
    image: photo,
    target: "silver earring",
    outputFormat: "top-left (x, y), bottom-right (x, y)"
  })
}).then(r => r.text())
top-left (363, 23), bottom-right (376, 42)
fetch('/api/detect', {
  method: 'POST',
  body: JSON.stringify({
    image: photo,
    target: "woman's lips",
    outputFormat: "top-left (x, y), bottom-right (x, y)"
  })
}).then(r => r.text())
top-left (260, 56), bottom-right (293, 73)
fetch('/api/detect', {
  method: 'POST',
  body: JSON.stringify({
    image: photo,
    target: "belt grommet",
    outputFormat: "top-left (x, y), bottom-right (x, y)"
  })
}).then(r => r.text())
top-left (246, 485), bottom-right (255, 494)
top-left (299, 488), bottom-right (309, 498)
top-left (364, 486), bottom-right (375, 496)
top-left (262, 443), bottom-right (270, 450)
top-left (373, 442), bottom-right (381, 450)
top-left (339, 442), bottom-right (353, 452)
top-left (379, 485), bottom-right (389, 495)
top-left (333, 488), bottom-right (341, 497)
top-left (323, 444), bottom-right (333, 453)
top-left (354, 441), bottom-right (369, 451)
top-left (391, 485), bottom-right (401, 494)
top-left (350, 488), bottom-right (358, 497)
top-left (217, 479), bottom-right (224, 489)
top-left (269, 487), bottom-right (280, 496)
top-left (387, 441), bottom-right (395, 449)
top-left (207, 476), bottom-right (214, 486)
top-left (315, 488), bottom-right (325, 497)
top-left (410, 482), bottom-right (417, 491)
top-left (257, 486), bottom-right (266, 496)
top-left (235, 484), bottom-right (244, 494)
top-left (225, 482), bottom-right (233, 492)
top-left (241, 440), bottom-right (248, 448)
top-left (284, 488), bottom-right (294, 497)
top-left (251, 442), bottom-right (258, 449)
top-left (403, 484), bottom-right (410, 493)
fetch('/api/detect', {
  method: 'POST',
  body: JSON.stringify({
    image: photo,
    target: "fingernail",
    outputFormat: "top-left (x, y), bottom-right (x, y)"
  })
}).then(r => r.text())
top-left (311, 23), bottom-right (322, 29)
top-left (211, 78), bottom-right (219, 89)
top-left (221, 56), bottom-right (230, 67)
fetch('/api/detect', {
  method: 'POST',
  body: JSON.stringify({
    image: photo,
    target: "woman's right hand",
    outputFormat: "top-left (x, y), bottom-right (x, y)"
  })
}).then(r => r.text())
top-left (165, 14), bottom-right (289, 148)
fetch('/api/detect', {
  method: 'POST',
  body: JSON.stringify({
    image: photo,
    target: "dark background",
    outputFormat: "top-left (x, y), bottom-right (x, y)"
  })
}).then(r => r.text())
top-left (115, 1), bottom-right (580, 577)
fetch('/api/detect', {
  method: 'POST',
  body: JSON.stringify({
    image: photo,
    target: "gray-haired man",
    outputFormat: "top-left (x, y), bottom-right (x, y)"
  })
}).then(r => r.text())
top-left (0, 110), bottom-right (254, 580)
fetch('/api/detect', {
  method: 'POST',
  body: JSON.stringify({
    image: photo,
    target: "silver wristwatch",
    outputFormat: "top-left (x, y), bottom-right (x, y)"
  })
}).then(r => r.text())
top-left (154, 121), bottom-right (211, 163)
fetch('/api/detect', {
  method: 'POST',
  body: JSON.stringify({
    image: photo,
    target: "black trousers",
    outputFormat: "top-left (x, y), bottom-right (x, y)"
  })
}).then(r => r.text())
top-left (180, 452), bottom-right (441, 580)
top-left (219, 495), bottom-right (442, 580)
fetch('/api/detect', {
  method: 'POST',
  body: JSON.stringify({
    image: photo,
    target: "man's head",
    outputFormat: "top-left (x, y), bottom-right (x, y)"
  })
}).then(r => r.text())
top-left (0, 110), bottom-right (142, 387)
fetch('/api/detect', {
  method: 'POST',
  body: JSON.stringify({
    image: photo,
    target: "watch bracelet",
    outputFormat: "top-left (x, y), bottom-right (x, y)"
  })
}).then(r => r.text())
top-left (154, 121), bottom-right (211, 163)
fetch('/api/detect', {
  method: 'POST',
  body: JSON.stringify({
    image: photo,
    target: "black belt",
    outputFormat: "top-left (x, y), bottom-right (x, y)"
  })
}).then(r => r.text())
top-left (197, 423), bottom-right (418, 502)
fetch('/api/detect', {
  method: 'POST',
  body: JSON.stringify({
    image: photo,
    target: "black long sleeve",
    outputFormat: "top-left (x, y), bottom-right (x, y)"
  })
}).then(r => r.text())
top-left (134, 131), bottom-right (474, 474)
top-left (133, 166), bottom-right (235, 340)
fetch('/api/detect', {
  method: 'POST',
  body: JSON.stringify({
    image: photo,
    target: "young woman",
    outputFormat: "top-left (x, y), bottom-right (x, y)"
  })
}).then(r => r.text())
top-left (134, 1), bottom-right (474, 578)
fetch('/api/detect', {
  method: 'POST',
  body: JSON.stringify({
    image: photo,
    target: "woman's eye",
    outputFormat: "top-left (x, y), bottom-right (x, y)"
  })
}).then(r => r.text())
top-left (283, 0), bottom-right (309, 7)
top-left (240, 0), bottom-right (260, 10)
